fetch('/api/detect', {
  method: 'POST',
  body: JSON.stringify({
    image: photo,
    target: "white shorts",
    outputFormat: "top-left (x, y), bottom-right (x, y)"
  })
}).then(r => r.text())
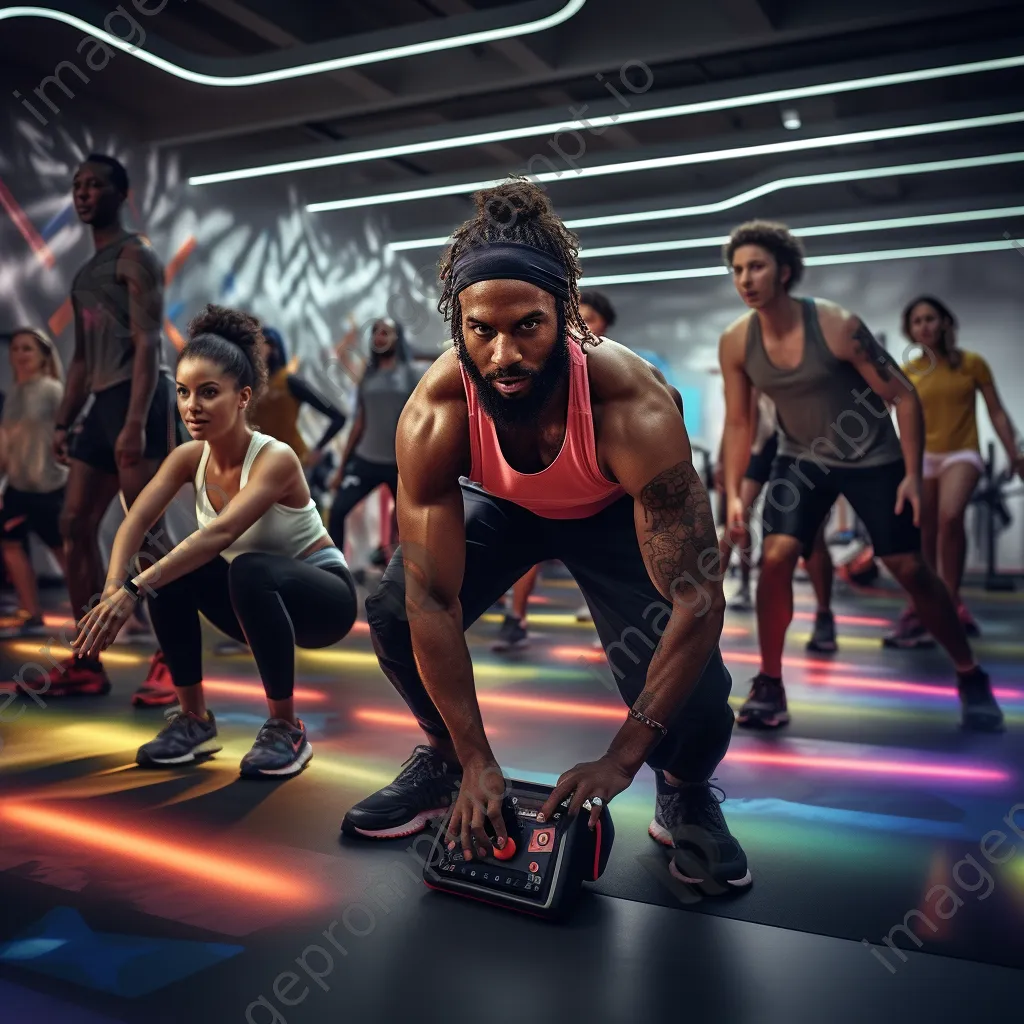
top-left (922, 449), bottom-right (985, 480)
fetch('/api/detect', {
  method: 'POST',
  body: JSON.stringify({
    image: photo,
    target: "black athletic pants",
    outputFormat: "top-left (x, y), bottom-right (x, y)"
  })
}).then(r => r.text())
top-left (327, 455), bottom-right (398, 549)
top-left (146, 552), bottom-right (357, 700)
top-left (365, 483), bottom-right (735, 783)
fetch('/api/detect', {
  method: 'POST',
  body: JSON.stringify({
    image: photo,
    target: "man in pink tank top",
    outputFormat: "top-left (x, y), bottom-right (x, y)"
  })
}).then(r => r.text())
top-left (343, 179), bottom-right (750, 894)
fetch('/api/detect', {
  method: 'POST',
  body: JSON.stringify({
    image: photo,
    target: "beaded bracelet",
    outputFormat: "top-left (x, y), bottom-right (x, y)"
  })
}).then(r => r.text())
top-left (628, 707), bottom-right (668, 737)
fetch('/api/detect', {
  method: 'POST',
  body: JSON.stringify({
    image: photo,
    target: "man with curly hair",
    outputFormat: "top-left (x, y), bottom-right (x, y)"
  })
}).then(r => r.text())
top-left (7, 155), bottom-right (177, 701)
top-left (718, 219), bottom-right (1002, 733)
top-left (342, 178), bottom-right (751, 895)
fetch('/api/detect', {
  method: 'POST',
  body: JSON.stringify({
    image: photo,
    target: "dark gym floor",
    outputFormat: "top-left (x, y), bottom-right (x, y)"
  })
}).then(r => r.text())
top-left (1, 569), bottom-right (1022, 1023)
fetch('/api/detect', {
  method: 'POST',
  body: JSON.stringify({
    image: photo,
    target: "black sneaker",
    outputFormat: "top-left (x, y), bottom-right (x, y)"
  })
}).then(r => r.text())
top-left (730, 586), bottom-right (754, 612)
top-left (240, 718), bottom-right (313, 778)
top-left (136, 710), bottom-right (220, 767)
top-left (736, 674), bottom-right (790, 729)
top-left (341, 744), bottom-right (461, 839)
top-left (957, 669), bottom-right (1005, 733)
top-left (648, 772), bottom-right (752, 891)
top-left (491, 615), bottom-right (529, 653)
top-left (805, 609), bottom-right (838, 653)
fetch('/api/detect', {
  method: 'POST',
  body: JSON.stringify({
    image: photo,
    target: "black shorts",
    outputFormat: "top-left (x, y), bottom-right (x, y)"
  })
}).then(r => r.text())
top-left (762, 456), bottom-right (919, 558)
top-left (70, 376), bottom-right (177, 474)
top-left (744, 434), bottom-right (778, 486)
top-left (0, 486), bottom-right (64, 549)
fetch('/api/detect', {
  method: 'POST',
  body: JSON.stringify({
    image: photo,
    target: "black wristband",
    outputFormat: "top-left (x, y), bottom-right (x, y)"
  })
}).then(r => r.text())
top-left (122, 579), bottom-right (142, 601)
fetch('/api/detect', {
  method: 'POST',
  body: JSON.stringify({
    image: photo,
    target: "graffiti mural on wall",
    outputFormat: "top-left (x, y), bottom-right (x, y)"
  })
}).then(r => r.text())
top-left (0, 111), bottom-right (445, 415)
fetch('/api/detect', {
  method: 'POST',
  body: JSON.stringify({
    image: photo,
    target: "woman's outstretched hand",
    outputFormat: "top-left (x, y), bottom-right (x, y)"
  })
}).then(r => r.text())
top-left (73, 589), bottom-right (139, 660)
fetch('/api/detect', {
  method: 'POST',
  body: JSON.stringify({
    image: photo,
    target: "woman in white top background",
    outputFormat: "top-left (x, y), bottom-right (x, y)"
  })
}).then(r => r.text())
top-left (0, 328), bottom-right (68, 637)
top-left (74, 305), bottom-right (357, 778)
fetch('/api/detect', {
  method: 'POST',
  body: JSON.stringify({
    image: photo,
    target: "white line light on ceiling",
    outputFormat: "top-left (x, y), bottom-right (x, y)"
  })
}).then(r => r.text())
top-left (0, 0), bottom-right (588, 87)
top-left (580, 240), bottom-right (1014, 286)
top-left (306, 111), bottom-right (1024, 212)
top-left (578, 206), bottom-right (1024, 258)
top-left (188, 50), bottom-right (1024, 185)
top-left (386, 151), bottom-right (1024, 249)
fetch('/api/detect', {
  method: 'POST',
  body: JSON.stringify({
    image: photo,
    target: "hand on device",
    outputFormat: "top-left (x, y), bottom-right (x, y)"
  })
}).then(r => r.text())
top-left (538, 755), bottom-right (633, 830)
top-left (446, 758), bottom-right (509, 863)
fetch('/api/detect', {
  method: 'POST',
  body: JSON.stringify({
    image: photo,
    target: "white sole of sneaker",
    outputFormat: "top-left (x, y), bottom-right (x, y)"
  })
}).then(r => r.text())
top-left (669, 858), bottom-right (753, 888)
top-left (648, 820), bottom-right (673, 846)
top-left (247, 741), bottom-right (314, 777)
top-left (347, 808), bottom-right (449, 839)
top-left (139, 738), bottom-right (222, 765)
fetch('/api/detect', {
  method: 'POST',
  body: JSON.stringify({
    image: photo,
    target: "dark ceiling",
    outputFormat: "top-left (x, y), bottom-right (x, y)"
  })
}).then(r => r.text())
top-left (2, 0), bottom-right (1023, 278)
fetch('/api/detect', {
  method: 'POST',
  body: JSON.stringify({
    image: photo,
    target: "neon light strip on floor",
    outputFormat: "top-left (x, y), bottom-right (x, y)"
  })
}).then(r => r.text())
top-left (793, 611), bottom-right (892, 628)
top-left (0, 804), bottom-right (315, 902)
top-left (724, 750), bottom-right (1010, 782)
top-left (803, 673), bottom-right (1024, 701)
top-left (203, 678), bottom-right (328, 703)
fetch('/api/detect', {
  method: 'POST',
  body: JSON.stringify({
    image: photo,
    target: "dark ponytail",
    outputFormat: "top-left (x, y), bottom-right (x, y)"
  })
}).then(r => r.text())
top-left (180, 304), bottom-right (269, 400)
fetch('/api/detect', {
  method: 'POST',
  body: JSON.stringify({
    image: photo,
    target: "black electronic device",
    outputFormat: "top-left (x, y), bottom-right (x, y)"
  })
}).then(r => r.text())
top-left (421, 778), bottom-right (614, 920)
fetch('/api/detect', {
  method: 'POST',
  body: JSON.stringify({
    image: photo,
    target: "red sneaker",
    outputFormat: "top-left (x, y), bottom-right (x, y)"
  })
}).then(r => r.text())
top-left (4, 656), bottom-right (111, 699)
top-left (957, 601), bottom-right (981, 638)
top-left (131, 651), bottom-right (178, 707)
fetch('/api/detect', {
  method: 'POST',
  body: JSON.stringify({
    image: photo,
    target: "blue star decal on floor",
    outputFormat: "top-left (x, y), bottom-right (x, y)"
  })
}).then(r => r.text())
top-left (0, 907), bottom-right (244, 998)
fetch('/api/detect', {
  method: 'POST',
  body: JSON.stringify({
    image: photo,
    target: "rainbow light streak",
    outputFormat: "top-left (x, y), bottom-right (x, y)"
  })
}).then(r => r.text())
top-left (471, 693), bottom-right (622, 720)
top-left (793, 611), bottom-right (892, 628)
top-left (724, 749), bottom-right (1010, 782)
top-left (6, 642), bottom-right (142, 666)
top-left (0, 804), bottom-right (315, 902)
top-left (203, 678), bottom-right (328, 702)
top-left (804, 673), bottom-right (1024, 701)
top-left (354, 708), bottom-right (501, 735)
top-left (721, 650), bottom-right (863, 671)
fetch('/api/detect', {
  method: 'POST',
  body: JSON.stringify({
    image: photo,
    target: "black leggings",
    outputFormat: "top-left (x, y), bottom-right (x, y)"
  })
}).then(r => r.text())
top-left (328, 455), bottom-right (398, 549)
top-left (146, 551), bottom-right (357, 700)
top-left (366, 484), bottom-right (735, 784)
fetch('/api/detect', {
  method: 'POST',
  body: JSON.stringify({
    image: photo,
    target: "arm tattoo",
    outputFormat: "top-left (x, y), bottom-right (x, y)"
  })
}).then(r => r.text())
top-left (639, 461), bottom-right (720, 605)
top-left (852, 320), bottom-right (912, 390)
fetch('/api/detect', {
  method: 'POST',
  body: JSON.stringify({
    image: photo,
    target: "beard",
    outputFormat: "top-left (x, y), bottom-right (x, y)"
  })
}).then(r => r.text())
top-left (457, 334), bottom-right (570, 431)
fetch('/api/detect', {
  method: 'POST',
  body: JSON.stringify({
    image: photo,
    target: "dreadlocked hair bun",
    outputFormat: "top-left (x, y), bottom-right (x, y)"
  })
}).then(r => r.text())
top-left (438, 176), bottom-right (596, 347)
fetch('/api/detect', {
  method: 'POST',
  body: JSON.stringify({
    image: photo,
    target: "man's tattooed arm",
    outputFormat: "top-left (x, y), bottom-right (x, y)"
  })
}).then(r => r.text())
top-left (638, 460), bottom-right (720, 606)
top-left (841, 313), bottom-right (924, 478)
top-left (850, 319), bottom-right (913, 391)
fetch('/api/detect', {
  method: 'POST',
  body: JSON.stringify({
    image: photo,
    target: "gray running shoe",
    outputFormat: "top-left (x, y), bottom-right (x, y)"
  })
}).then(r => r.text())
top-left (136, 710), bottom-right (220, 767)
top-left (491, 615), bottom-right (529, 652)
top-left (240, 718), bottom-right (313, 778)
top-left (736, 674), bottom-right (790, 729)
top-left (957, 669), bottom-right (1005, 733)
top-left (805, 609), bottom-right (838, 652)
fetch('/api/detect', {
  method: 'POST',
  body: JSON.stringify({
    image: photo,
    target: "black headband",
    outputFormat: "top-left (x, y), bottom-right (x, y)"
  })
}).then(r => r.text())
top-left (451, 241), bottom-right (571, 301)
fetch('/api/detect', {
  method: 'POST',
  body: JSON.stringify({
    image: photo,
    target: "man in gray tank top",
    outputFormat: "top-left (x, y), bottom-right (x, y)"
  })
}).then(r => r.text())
top-left (12, 155), bottom-right (176, 703)
top-left (718, 220), bottom-right (1001, 733)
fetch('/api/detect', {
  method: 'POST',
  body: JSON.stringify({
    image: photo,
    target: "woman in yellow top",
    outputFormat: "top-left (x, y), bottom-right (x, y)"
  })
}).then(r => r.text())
top-left (888, 296), bottom-right (1024, 646)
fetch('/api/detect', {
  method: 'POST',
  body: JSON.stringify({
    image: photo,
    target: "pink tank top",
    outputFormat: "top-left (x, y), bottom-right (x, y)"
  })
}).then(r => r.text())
top-left (460, 340), bottom-right (625, 519)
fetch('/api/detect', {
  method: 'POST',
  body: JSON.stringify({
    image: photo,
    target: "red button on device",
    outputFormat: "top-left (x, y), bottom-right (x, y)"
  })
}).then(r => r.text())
top-left (492, 837), bottom-right (517, 861)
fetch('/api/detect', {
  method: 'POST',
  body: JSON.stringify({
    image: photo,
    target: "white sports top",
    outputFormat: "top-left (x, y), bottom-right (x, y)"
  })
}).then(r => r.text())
top-left (194, 431), bottom-right (329, 563)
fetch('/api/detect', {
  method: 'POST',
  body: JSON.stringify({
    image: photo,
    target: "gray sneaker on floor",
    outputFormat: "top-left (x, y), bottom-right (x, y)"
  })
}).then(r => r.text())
top-left (136, 710), bottom-right (220, 767)
top-left (492, 615), bottom-right (529, 652)
top-left (240, 718), bottom-right (313, 778)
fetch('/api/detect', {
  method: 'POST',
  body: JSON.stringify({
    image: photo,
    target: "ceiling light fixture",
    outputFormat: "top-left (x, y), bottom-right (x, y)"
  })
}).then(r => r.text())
top-left (189, 50), bottom-right (1024, 185)
top-left (307, 111), bottom-right (1024, 212)
top-left (0, 0), bottom-right (587, 87)
top-left (781, 107), bottom-right (802, 130)
top-left (578, 206), bottom-right (1024, 258)
top-left (386, 151), bottom-right (1024, 249)
top-left (579, 239), bottom-right (1013, 286)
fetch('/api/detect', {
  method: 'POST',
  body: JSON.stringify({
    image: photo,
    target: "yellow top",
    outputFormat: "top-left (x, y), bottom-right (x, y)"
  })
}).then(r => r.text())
top-left (902, 349), bottom-right (992, 454)
top-left (249, 366), bottom-right (307, 460)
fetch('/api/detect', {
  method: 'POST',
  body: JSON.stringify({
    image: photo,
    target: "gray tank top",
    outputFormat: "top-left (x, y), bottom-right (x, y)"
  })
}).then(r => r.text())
top-left (71, 232), bottom-right (169, 394)
top-left (354, 362), bottom-right (419, 465)
top-left (744, 298), bottom-right (902, 469)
